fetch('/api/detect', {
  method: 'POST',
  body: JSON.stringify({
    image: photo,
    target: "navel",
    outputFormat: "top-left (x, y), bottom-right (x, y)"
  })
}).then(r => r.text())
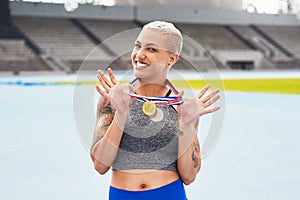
top-left (139, 183), bottom-right (147, 189)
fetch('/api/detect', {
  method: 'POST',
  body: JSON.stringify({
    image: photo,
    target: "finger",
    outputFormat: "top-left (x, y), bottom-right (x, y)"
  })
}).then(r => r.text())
top-left (201, 89), bottom-right (220, 103)
top-left (209, 106), bottom-right (221, 113)
top-left (97, 72), bottom-right (111, 92)
top-left (107, 68), bottom-right (118, 85)
top-left (98, 70), bottom-right (112, 88)
top-left (200, 106), bottom-right (221, 116)
top-left (99, 70), bottom-right (112, 87)
top-left (102, 69), bottom-right (113, 87)
top-left (178, 90), bottom-right (184, 97)
top-left (96, 85), bottom-right (106, 97)
top-left (96, 85), bottom-right (109, 98)
top-left (97, 74), bottom-right (110, 92)
top-left (196, 84), bottom-right (210, 99)
top-left (97, 70), bottom-right (109, 86)
top-left (204, 95), bottom-right (220, 107)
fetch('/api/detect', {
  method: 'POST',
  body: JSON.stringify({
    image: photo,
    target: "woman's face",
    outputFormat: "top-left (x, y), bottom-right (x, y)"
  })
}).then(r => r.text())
top-left (131, 29), bottom-right (178, 81)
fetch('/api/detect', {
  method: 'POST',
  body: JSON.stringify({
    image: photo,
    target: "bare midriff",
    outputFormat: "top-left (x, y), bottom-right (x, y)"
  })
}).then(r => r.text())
top-left (111, 170), bottom-right (180, 191)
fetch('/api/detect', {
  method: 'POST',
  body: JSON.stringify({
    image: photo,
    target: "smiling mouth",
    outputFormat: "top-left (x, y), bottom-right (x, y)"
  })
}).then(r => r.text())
top-left (135, 61), bottom-right (150, 69)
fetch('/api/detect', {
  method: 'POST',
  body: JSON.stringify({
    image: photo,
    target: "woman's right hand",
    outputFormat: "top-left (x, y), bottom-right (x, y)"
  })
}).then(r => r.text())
top-left (96, 68), bottom-right (133, 114)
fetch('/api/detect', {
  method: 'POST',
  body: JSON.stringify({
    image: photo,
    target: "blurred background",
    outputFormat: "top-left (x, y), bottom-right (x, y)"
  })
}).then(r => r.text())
top-left (0, 1), bottom-right (299, 200)
top-left (1, 0), bottom-right (300, 73)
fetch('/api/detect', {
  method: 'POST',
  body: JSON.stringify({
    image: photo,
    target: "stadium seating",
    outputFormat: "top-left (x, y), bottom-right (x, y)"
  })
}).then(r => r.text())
top-left (0, 39), bottom-right (49, 72)
top-left (175, 23), bottom-right (249, 50)
top-left (230, 25), bottom-right (288, 61)
top-left (12, 16), bottom-right (111, 70)
top-left (0, 16), bottom-right (299, 72)
top-left (258, 25), bottom-right (300, 59)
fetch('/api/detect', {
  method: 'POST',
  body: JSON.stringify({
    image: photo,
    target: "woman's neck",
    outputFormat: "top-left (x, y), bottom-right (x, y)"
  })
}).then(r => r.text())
top-left (135, 79), bottom-right (169, 97)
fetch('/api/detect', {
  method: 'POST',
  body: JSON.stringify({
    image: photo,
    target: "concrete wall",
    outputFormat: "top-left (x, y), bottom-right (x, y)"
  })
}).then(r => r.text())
top-left (136, 7), bottom-right (300, 25)
top-left (210, 50), bottom-right (264, 69)
top-left (10, 2), bottom-right (300, 26)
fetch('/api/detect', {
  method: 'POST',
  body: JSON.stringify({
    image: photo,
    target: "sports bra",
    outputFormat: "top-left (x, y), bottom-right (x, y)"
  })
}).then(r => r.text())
top-left (112, 88), bottom-right (180, 171)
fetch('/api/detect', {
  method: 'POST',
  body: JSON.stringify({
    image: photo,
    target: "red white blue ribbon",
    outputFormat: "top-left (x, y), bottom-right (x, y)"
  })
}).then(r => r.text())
top-left (129, 78), bottom-right (184, 106)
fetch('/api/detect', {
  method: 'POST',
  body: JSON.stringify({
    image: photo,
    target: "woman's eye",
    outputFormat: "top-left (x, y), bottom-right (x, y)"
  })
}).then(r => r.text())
top-left (148, 48), bottom-right (157, 52)
top-left (134, 44), bottom-right (141, 49)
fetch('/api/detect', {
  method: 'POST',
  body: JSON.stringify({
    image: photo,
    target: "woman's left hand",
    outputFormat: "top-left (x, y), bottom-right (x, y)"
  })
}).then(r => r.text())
top-left (178, 85), bottom-right (221, 126)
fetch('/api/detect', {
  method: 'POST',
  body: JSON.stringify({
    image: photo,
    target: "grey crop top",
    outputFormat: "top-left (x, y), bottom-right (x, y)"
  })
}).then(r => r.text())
top-left (112, 90), bottom-right (180, 171)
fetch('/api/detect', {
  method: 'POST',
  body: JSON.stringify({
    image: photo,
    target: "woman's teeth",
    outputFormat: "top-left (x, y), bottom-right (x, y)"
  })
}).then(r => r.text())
top-left (136, 62), bottom-right (150, 68)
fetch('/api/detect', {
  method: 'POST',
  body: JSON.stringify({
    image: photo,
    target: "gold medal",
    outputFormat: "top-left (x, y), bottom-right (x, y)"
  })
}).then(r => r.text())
top-left (142, 101), bottom-right (157, 116)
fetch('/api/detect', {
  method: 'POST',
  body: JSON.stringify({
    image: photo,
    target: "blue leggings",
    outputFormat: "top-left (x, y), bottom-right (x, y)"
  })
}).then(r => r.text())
top-left (109, 179), bottom-right (187, 200)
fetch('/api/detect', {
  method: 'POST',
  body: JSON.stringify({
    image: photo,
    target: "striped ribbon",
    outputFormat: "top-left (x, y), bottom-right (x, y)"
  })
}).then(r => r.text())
top-left (129, 78), bottom-right (184, 106)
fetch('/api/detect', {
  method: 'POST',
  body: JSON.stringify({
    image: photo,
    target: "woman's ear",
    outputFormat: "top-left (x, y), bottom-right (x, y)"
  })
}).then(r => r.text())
top-left (168, 53), bottom-right (179, 67)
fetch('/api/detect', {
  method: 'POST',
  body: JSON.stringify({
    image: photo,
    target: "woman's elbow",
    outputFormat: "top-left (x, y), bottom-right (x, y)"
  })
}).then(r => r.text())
top-left (93, 160), bottom-right (110, 175)
top-left (90, 153), bottom-right (110, 175)
top-left (180, 163), bottom-right (201, 185)
top-left (181, 175), bottom-right (196, 185)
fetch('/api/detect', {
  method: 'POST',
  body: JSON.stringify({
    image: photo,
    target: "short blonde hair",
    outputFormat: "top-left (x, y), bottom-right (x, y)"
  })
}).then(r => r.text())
top-left (143, 21), bottom-right (183, 55)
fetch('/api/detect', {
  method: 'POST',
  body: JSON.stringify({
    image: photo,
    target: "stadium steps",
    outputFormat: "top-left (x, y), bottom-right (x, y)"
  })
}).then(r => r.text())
top-left (12, 16), bottom-right (111, 71)
top-left (175, 23), bottom-right (254, 69)
top-left (0, 18), bottom-right (52, 72)
top-left (256, 25), bottom-right (300, 59)
top-left (229, 25), bottom-right (288, 61)
top-left (250, 25), bottom-right (294, 58)
top-left (70, 18), bottom-right (117, 57)
top-left (224, 25), bottom-right (257, 50)
top-left (22, 34), bottom-right (71, 72)
top-left (223, 25), bottom-right (278, 69)
top-left (250, 25), bottom-right (300, 68)
top-left (228, 25), bottom-right (286, 69)
top-left (79, 19), bottom-right (141, 70)
top-left (70, 18), bottom-right (133, 71)
top-left (0, 39), bottom-right (51, 73)
top-left (80, 19), bottom-right (140, 56)
top-left (175, 23), bottom-right (250, 50)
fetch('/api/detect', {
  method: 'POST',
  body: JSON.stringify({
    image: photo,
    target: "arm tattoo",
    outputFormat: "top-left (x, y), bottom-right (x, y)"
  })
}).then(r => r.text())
top-left (192, 136), bottom-right (200, 168)
top-left (91, 101), bottom-right (115, 149)
top-left (193, 137), bottom-right (200, 152)
top-left (99, 103), bottom-right (115, 130)
top-left (178, 130), bottom-right (184, 136)
top-left (192, 151), bottom-right (198, 168)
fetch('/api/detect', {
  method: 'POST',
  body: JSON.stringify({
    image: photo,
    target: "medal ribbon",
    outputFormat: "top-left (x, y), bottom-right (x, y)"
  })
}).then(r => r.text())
top-left (129, 78), bottom-right (184, 106)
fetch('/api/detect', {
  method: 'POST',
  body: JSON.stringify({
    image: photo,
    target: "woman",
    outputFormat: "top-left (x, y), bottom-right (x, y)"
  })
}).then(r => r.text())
top-left (90, 21), bottom-right (220, 200)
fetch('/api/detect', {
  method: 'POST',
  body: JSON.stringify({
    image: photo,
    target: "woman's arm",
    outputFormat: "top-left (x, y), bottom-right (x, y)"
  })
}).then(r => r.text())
top-left (90, 97), bottom-right (128, 175)
top-left (90, 69), bottom-right (131, 175)
top-left (177, 121), bottom-right (201, 185)
top-left (176, 85), bottom-right (220, 185)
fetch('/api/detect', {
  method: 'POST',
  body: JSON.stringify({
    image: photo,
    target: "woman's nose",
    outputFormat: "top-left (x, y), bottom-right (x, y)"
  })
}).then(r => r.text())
top-left (135, 48), bottom-right (146, 59)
